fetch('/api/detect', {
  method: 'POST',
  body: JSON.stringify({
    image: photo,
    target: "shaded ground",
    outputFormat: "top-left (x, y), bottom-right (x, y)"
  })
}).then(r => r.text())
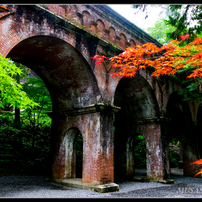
top-left (1, 169), bottom-right (202, 198)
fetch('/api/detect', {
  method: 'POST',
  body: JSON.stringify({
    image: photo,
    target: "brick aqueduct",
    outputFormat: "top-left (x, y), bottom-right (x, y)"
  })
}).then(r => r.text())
top-left (1, 4), bottom-right (202, 191)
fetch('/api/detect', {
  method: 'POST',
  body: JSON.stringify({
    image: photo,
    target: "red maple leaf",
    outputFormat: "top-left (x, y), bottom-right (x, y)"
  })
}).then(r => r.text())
top-left (179, 34), bottom-right (190, 41)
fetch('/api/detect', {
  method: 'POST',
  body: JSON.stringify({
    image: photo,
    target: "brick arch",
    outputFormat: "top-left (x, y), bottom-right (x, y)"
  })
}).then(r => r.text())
top-left (0, 21), bottom-right (72, 57)
top-left (82, 10), bottom-right (91, 29)
top-left (165, 91), bottom-right (199, 176)
top-left (109, 69), bottom-right (160, 105)
top-left (113, 74), bottom-right (160, 179)
top-left (114, 75), bottom-right (160, 120)
top-left (58, 127), bottom-right (82, 178)
top-left (6, 35), bottom-right (101, 112)
top-left (5, 34), bottom-right (103, 181)
top-left (119, 33), bottom-right (127, 49)
top-left (0, 20), bottom-right (92, 64)
top-left (96, 19), bottom-right (105, 36)
top-left (125, 133), bottom-right (147, 178)
top-left (129, 39), bottom-right (136, 47)
top-left (108, 26), bottom-right (116, 43)
top-left (64, 5), bottom-right (77, 22)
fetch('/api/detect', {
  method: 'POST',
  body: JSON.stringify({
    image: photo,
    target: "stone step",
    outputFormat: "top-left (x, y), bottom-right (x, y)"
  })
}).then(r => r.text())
top-left (48, 178), bottom-right (119, 193)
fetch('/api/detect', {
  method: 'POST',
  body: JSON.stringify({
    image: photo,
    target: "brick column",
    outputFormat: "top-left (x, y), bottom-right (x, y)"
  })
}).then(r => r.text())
top-left (82, 104), bottom-right (120, 184)
top-left (143, 123), bottom-right (164, 180)
top-left (126, 136), bottom-right (135, 178)
top-left (49, 103), bottom-right (120, 184)
top-left (182, 143), bottom-right (200, 176)
top-left (181, 125), bottom-right (200, 176)
top-left (136, 118), bottom-right (170, 181)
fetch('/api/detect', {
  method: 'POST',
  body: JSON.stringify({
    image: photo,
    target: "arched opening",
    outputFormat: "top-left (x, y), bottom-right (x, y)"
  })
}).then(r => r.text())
top-left (82, 10), bottom-right (91, 29)
top-left (119, 33), bottom-right (127, 49)
top-left (113, 75), bottom-right (159, 181)
top-left (166, 92), bottom-right (197, 176)
top-left (129, 39), bottom-right (136, 47)
top-left (169, 139), bottom-right (181, 169)
top-left (133, 134), bottom-right (147, 173)
top-left (61, 127), bottom-right (83, 179)
top-left (109, 26), bottom-right (116, 44)
top-left (74, 131), bottom-right (83, 178)
top-left (96, 19), bottom-right (105, 37)
top-left (125, 134), bottom-right (147, 179)
top-left (2, 35), bottom-right (100, 178)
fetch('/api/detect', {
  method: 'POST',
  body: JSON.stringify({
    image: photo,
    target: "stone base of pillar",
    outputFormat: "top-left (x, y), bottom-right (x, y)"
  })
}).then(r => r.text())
top-left (48, 178), bottom-right (119, 193)
top-left (132, 176), bottom-right (174, 184)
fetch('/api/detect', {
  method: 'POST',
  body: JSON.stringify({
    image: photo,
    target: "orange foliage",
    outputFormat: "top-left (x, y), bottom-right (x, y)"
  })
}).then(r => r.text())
top-left (0, 5), bottom-right (8, 10)
top-left (91, 35), bottom-right (202, 79)
top-left (190, 159), bottom-right (202, 177)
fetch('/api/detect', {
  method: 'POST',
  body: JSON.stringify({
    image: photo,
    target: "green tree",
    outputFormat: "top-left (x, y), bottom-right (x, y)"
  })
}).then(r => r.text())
top-left (146, 18), bottom-right (175, 44)
top-left (0, 69), bottom-right (52, 176)
top-left (165, 5), bottom-right (202, 42)
top-left (0, 54), bottom-right (38, 111)
top-left (22, 76), bottom-right (52, 127)
top-left (133, 135), bottom-right (146, 169)
top-left (133, 5), bottom-right (202, 42)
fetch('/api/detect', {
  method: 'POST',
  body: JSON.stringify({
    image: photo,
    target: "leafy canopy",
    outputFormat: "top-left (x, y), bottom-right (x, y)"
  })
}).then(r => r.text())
top-left (0, 54), bottom-right (39, 110)
top-left (91, 35), bottom-right (202, 79)
top-left (133, 5), bottom-right (202, 42)
top-left (146, 18), bottom-right (176, 45)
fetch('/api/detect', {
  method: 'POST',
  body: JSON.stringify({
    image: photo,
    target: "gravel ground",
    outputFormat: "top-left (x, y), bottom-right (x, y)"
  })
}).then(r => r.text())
top-left (1, 169), bottom-right (202, 198)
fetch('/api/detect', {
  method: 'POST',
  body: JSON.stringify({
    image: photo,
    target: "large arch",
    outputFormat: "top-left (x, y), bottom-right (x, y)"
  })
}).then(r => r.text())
top-left (6, 35), bottom-right (101, 177)
top-left (166, 92), bottom-right (200, 176)
top-left (113, 75), bottom-right (161, 180)
top-left (7, 35), bottom-right (101, 111)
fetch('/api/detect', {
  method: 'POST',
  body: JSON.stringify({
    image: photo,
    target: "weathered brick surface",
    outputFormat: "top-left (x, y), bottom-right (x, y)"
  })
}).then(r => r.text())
top-left (0, 4), bottom-right (201, 184)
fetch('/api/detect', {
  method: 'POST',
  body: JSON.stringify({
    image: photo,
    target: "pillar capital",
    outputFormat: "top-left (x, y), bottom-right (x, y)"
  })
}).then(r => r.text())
top-left (47, 103), bottom-right (121, 118)
top-left (134, 117), bottom-right (171, 125)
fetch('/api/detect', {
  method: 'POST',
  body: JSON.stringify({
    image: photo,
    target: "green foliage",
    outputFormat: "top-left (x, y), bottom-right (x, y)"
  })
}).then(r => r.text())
top-left (0, 68), bottom-right (52, 176)
top-left (75, 133), bottom-right (83, 177)
top-left (133, 135), bottom-right (146, 169)
top-left (0, 54), bottom-right (39, 110)
top-left (146, 18), bottom-right (176, 44)
top-left (0, 116), bottom-right (51, 176)
top-left (21, 76), bottom-right (52, 127)
top-left (133, 5), bottom-right (202, 43)
top-left (169, 149), bottom-right (180, 168)
top-left (165, 5), bottom-right (202, 42)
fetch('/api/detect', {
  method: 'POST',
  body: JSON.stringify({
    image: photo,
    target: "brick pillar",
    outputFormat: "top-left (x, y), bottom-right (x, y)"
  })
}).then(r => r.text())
top-left (48, 113), bottom-right (70, 179)
top-left (181, 125), bottom-right (200, 177)
top-left (81, 112), bottom-right (103, 184)
top-left (49, 117), bottom-right (79, 179)
top-left (126, 136), bottom-right (135, 178)
top-left (137, 122), bottom-right (164, 181)
top-left (50, 103), bottom-right (120, 184)
top-left (182, 144), bottom-right (200, 176)
top-left (82, 104), bottom-right (120, 184)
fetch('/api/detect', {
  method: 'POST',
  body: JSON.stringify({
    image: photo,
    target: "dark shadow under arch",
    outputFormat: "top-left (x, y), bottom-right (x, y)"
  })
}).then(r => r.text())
top-left (113, 75), bottom-right (159, 179)
top-left (165, 91), bottom-right (197, 176)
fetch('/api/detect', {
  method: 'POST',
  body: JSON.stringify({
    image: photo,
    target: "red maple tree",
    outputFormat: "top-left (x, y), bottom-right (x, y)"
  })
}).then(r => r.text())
top-left (91, 34), bottom-right (202, 79)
